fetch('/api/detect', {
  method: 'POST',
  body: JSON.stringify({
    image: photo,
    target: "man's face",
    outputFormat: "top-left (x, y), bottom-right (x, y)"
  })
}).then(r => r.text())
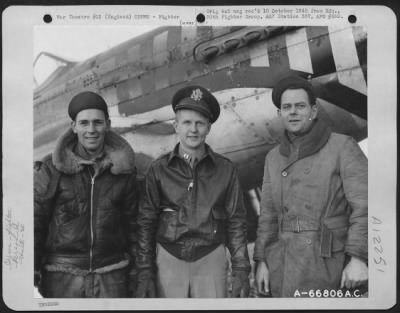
top-left (72, 109), bottom-right (110, 154)
top-left (174, 109), bottom-right (211, 151)
top-left (278, 88), bottom-right (317, 135)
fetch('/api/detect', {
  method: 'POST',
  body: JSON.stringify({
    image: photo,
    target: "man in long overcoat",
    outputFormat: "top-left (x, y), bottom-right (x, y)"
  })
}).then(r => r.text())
top-left (254, 76), bottom-right (368, 297)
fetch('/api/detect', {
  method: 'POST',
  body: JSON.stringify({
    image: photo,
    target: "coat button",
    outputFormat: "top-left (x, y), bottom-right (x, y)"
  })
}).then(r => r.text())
top-left (282, 171), bottom-right (288, 177)
top-left (306, 239), bottom-right (312, 244)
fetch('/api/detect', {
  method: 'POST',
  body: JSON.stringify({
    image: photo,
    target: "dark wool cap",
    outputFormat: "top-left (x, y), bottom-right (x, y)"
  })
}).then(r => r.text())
top-left (171, 86), bottom-right (220, 123)
top-left (272, 76), bottom-right (316, 108)
top-left (68, 91), bottom-right (109, 120)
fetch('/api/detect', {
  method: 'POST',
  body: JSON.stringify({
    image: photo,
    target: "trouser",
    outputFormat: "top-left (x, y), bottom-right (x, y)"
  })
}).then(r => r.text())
top-left (156, 243), bottom-right (227, 298)
top-left (41, 267), bottom-right (128, 298)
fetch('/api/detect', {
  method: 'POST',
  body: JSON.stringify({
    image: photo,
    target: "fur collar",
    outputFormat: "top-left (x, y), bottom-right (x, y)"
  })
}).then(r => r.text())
top-left (52, 129), bottom-right (135, 175)
top-left (280, 118), bottom-right (331, 160)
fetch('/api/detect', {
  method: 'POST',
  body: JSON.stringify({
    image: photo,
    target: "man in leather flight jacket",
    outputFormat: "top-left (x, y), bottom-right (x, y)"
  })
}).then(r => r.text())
top-left (34, 91), bottom-right (138, 297)
top-left (136, 86), bottom-right (251, 298)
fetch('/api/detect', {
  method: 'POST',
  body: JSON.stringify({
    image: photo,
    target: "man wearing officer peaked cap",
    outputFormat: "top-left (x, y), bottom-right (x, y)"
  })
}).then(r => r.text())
top-left (136, 85), bottom-right (251, 298)
top-left (254, 75), bottom-right (368, 297)
top-left (34, 91), bottom-right (139, 298)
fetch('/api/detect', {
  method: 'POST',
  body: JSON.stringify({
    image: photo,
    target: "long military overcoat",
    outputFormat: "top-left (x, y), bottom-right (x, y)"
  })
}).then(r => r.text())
top-left (254, 119), bottom-right (368, 297)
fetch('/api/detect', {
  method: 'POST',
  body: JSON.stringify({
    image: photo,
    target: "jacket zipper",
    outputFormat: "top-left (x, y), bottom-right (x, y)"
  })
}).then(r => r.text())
top-left (190, 163), bottom-right (196, 209)
top-left (88, 169), bottom-right (96, 272)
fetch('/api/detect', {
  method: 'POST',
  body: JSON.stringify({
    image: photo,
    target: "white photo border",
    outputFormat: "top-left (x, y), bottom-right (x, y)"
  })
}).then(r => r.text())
top-left (2, 4), bottom-right (397, 311)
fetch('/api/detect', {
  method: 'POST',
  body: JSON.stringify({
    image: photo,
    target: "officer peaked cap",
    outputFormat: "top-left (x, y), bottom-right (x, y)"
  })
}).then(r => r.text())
top-left (171, 86), bottom-right (220, 123)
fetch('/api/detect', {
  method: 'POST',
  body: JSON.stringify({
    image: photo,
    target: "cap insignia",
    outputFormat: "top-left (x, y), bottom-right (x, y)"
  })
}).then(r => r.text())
top-left (190, 88), bottom-right (203, 101)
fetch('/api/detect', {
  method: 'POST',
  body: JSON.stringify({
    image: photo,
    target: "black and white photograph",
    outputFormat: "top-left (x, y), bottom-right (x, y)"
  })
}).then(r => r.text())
top-left (2, 4), bottom-right (397, 311)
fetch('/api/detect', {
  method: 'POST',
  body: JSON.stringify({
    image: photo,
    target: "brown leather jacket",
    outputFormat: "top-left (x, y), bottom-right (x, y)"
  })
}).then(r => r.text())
top-left (136, 144), bottom-right (250, 273)
top-left (34, 129), bottom-right (138, 274)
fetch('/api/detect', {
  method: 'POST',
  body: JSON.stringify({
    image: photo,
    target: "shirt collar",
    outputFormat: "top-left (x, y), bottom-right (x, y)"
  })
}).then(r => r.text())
top-left (167, 143), bottom-right (217, 166)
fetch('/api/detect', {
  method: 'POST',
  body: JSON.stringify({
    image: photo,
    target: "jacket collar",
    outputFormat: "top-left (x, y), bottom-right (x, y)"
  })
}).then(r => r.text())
top-left (52, 128), bottom-right (135, 175)
top-left (280, 118), bottom-right (331, 160)
top-left (167, 143), bottom-right (217, 166)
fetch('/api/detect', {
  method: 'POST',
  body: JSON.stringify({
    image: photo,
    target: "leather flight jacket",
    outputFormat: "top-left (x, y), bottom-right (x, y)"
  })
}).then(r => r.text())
top-left (34, 130), bottom-right (138, 274)
top-left (136, 144), bottom-right (250, 272)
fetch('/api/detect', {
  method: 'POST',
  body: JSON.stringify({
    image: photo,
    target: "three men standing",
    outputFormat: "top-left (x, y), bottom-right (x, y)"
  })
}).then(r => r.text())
top-left (34, 78), bottom-right (368, 299)
top-left (135, 86), bottom-right (251, 298)
top-left (34, 91), bottom-right (138, 297)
